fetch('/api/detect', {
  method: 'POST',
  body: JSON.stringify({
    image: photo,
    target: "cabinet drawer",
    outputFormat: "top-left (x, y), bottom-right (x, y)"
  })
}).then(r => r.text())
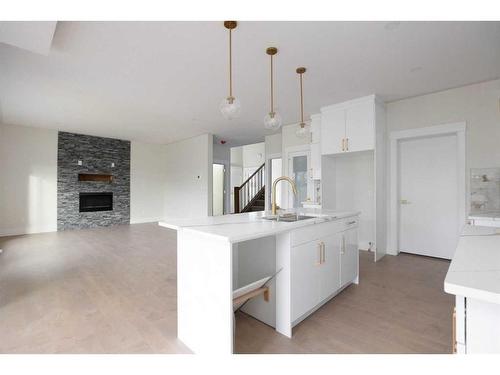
top-left (343, 217), bottom-right (359, 230)
top-left (291, 217), bottom-right (358, 247)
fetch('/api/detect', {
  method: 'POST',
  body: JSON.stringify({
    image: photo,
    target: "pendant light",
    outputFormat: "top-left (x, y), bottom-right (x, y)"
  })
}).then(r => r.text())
top-left (264, 47), bottom-right (282, 130)
top-left (220, 21), bottom-right (241, 120)
top-left (295, 67), bottom-right (309, 138)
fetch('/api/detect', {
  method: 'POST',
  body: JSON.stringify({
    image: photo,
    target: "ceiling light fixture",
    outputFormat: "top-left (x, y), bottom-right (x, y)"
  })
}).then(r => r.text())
top-left (220, 21), bottom-right (241, 120)
top-left (264, 47), bottom-right (282, 130)
top-left (295, 67), bottom-right (309, 138)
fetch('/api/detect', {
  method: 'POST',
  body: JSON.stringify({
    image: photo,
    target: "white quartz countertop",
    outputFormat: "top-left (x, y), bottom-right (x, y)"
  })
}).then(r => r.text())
top-left (158, 208), bottom-right (359, 243)
top-left (468, 211), bottom-right (500, 220)
top-left (444, 225), bottom-right (500, 304)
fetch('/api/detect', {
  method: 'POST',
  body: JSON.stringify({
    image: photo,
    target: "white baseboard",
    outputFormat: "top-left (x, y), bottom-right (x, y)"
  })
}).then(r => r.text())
top-left (0, 226), bottom-right (57, 237)
top-left (358, 240), bottom-right (373, 251)
top-left (129, 217), bottom-right (162, 224)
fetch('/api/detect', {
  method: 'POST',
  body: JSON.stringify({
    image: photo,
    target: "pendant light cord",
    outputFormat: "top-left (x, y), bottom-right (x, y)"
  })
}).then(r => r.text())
top-left (299, 72), bottom-right (304, 125)
top-left (270, 54), bottom-right (274, 113)
top-left (229, 28), bottom-right (233, 98)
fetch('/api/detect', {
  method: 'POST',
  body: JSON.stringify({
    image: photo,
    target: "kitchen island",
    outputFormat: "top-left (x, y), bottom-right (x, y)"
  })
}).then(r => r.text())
top-left (444, 224), bottom-right (500, 353)
top-left (159, 208), bottom-right (360, 354)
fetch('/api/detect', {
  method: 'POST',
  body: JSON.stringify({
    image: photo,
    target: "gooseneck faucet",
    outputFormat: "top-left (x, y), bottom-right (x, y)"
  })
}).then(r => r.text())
top-left (271, 176), bottom-right (298, 215)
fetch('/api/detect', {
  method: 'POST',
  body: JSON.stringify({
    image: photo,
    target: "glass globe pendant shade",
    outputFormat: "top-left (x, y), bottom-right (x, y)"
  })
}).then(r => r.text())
top-left (220, 96), bottom-right (241, 120)
top-left (264, 111), bottom-right (282, 130)
top-left (296, 123), bottom-right (309, 138)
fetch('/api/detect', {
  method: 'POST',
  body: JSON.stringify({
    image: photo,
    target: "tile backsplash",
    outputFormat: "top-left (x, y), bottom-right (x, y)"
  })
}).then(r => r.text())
top-left (470, 167), bottom-right (500, 213)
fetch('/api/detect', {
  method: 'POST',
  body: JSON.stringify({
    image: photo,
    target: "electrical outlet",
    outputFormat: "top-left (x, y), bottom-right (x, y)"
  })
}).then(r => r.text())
top-left (78, 160), bottom-right (82, 166)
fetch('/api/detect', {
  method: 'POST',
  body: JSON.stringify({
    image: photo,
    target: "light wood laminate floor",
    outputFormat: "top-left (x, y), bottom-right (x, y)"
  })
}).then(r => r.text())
top-left (0, 223), bottom-right (453, 354)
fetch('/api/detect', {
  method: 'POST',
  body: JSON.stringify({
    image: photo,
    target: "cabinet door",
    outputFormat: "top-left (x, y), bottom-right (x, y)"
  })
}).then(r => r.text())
top-left (320, 233), bottom-right (342, 301)
top-left (340, 228), bottom-right (359, 287)
top-left (310, 142), bottom-right (322, 180)
top-left (321, 108), bottom-right (345, 155)
top-left (310, 115), bottom-right (321, 144)
top-left (291, 241), bottom-right (322, 321)
top-left (345, 100), bottom-right (374, 153)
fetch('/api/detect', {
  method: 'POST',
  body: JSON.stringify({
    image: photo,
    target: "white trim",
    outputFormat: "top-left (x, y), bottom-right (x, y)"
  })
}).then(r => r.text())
top-left (389, 122), bottom-right (466, 140)
top-left (284, 145), bottom-right (311, 209)
top-left (0, 226), bottom-right (57, 237)
top-left (388, 122), bottom-right (466, 255)
top-left (265, 152), bottom-right (283, 211)
top-left (321, 94), bottom-right (383, 113)
top-left (130, 218), bottom-right (163, 224)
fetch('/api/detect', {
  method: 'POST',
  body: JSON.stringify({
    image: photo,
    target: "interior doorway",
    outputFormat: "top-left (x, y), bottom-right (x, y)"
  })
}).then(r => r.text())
top-left (267, 158), bottom-right (282, 209)
top-left (213, 163), bottom-right (225, 216)
top-left (389, 123), bottom-right (466, 259)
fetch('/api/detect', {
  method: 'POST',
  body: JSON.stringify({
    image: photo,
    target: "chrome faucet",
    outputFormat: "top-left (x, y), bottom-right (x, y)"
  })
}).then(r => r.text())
top-left (271, 176), bottom-right (298, 216)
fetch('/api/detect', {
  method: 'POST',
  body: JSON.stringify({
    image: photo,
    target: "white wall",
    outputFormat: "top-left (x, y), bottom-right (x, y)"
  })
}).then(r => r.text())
top-left (163, 134), bottom-right (213, 219)
top-left (322, 151), bottom-right (375, 250)
top-left (213, 143), bottom-right (231, 214)
top-left (241, 142), bottom-right (265, 181)
top-left (130, 141), bottom-right (167, 223)
top-left (0, 123), bottom-right (57, 236)
top-left (386, 79), bottom-right (500, 170)
top-left (265, 133), bottom-right (282, 157)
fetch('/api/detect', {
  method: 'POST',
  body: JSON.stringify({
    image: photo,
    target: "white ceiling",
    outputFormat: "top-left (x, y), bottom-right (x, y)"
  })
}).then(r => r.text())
top-left (0, 21), bottom-right (499, 146)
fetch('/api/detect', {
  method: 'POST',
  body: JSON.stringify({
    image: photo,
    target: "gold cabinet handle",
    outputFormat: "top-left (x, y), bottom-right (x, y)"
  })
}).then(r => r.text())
top-left (321, 242), bottom-right (326, 263)
top-left (346, 138), bottom-right (349, 151)
top-left (341, 236), bottom-right (345, 255)
top-left (341, 138), bottom-right (344, 152)
top-left (317, 242), bottom-right (322, 265)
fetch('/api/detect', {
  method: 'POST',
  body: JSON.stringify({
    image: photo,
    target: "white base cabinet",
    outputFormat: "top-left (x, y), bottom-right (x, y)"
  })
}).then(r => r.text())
top-left (341, 226), bottom-right (359, 287)
top-left (454, 295), bottom-right (500, 353)
top-left (289, 218), bottom-right (359, 325)
top-left (291, 240), bottom-right (322, 321)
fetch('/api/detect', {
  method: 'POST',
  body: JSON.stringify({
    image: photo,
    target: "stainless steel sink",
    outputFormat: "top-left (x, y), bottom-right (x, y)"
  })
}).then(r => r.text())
top-left (262, 214), bottom-right (316, 222)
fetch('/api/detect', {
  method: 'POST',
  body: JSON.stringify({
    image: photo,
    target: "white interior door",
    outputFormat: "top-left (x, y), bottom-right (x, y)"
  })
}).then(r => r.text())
top-left (212, 164), bottom-right (224, 216)
top-left (398, 134), bottom-right (459, 259)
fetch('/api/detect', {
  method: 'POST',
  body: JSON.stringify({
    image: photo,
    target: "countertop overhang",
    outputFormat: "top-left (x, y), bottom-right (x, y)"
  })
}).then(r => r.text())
top-left (444, 225), bottom-right (500, 304)
top-left (158, 208), bottom-right (360, 244)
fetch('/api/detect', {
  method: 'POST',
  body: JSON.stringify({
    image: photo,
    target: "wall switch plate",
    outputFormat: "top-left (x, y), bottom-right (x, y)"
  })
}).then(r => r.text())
top-left (78, 160), bottom-right (82, 166)
top-left (111, 162), bottom-right (115, 167)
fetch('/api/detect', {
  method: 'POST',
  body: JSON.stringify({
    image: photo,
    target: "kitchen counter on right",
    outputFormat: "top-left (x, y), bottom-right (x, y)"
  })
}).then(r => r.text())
top-left (444, 224), bottom-right (500, 353)
top-left (444, 225), bottom-right (500, 304)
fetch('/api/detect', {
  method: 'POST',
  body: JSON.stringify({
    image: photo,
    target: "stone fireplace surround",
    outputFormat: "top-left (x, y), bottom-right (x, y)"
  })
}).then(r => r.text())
top-left (57, 131), bottom-right (130, 230)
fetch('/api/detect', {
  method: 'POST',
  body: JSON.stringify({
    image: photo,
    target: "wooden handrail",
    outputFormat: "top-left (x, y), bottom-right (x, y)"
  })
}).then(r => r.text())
top-left (234, 163), bottom-right (265, 213)
top-left (239, 163), bottom-right (265, 188)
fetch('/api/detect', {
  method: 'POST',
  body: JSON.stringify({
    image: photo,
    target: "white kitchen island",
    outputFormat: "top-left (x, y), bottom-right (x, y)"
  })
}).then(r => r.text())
top-left (444, 225), bottom-right (500, 353)
top-left (159, 209), bottom-right (360, 354)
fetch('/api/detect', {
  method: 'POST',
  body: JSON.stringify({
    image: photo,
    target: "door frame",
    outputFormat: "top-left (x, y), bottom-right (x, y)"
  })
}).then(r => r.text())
top-left (265, 152), bottom-right (282, 211)
top-left (284, 145), bottom-right (311, 209)
top-left (388, 122), bottom-right (466, 255)
top-left (212, 161), bottom-right (227, 215)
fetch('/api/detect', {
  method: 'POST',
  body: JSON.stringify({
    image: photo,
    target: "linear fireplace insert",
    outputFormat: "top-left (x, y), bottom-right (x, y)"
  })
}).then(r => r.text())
top-left (79, 192), bottom-right (113, 212)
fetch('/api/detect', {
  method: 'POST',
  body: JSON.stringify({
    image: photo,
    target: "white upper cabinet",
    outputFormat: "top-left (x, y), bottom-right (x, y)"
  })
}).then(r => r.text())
top-left (321, 95), bottom-right (376, 155)
top-left (310, 114), bottom-right (322, 180)
top-left (345, 99), bottom-right (374, 152)
top-left (310, 143), bottom-right (322, 180)
top-left (320, 108), bottom-right (345, 155)
top-left (310, 114), bottom-right (322, 144)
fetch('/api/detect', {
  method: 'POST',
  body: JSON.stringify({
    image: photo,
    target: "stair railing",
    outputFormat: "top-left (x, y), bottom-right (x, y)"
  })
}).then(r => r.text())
top-left (234, 163), bottom-right (265, 213)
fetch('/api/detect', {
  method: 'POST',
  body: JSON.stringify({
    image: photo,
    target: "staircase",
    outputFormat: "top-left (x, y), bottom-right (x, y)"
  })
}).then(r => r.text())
top-left (234, 163), bottom-right (265, 213)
